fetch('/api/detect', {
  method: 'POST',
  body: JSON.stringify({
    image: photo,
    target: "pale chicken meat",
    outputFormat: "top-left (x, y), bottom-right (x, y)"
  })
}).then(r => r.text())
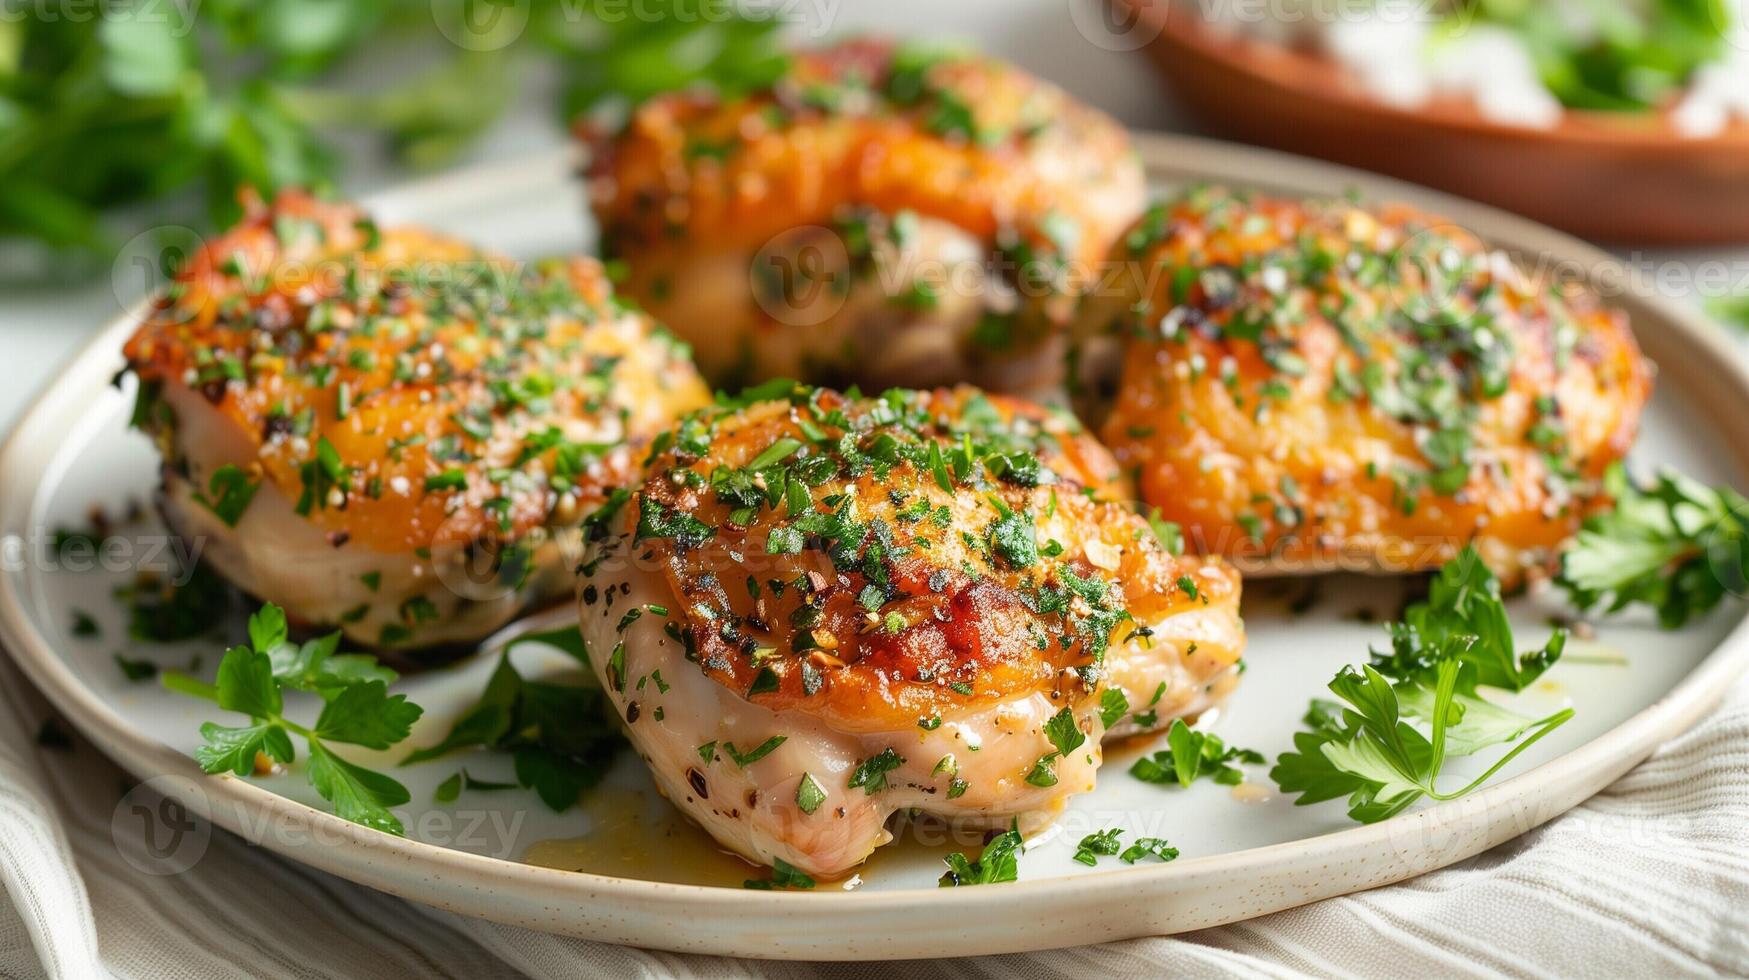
top-left (1071, 187), bottom-right (1652, 583)
top-left (577, 384), bottom-right (1243, 877)
top-left (583, 39), bottom-right (1146, 393)
top-left (123, 191), bottom-right (710, 653)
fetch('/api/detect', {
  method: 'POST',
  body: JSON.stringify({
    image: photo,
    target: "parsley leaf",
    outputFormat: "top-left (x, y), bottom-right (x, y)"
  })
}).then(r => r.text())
top-left (1119, 837), bottom-right (1179, 864)
top-left (215, 642), bottom-right (282, 719)
top-left (795, 772), bottom-right (828, 814)
top-left (192, 464), bottom-right (259, 527)
top-left (306, 741), bottom-right (410, 835)
top-left (2, 4), bottom-right (787, 259)
top-left (1381, 547), bottom-right (1562, 692)
top-left (168, 603), bottom-right (421, 834)
top-left (1130, 719), bottom-right (1262, 788)
top-left (1558, 464), bottom-right (1749, 629)
top-left (433, 769), bottom-right (517, 802)
top-left (1044, 707), bottom-right (1086, 757)
top-left (114, 653), bottom-right (158, 682)
top-left (194, 721), bottom-right (293, 777)
top-left (312, 682), bottom-right (422, 749)
top-left (939, 823), bottom-right (1024, 886)
top-left (987, 499), bottom-right (1038, 569)
top-left (847, 747), bottom-right (905, 795)
top-left (723, 736), bottom-right (787, 768)
top-left (1072, 828), bottom-right (1123, 866)
top-left (503, 625), bottom-right (591, 667)
top-left (513, 747), bottom-right (606, 812)
top-left (743, 858), bottom-right (815, 890)
top-left (1098, 688), bottom-right (1130, 730)
top-left (424, 469), bottom-right (468, 493)
top-left (1272, 547), bottom-right (1575, 823)
top-left (635, 497), bottom-right (716, 551)
top-left (400, 653), bottom-right (621, 812)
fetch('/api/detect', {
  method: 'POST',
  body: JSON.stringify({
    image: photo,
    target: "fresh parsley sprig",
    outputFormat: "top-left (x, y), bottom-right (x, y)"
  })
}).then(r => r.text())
top-left (1272, 548), bottom-right (1573, 823)
top-left (161, 604), bottom-right (421, 835)
top-left (1558, 464), bottom-right (1749, 629)
top-left (400, 627), bottom-right (623, 812)
top-left (1130, 719), bottom-right (1263, 788)
top-left (5, 2), bottom-right (787, 258)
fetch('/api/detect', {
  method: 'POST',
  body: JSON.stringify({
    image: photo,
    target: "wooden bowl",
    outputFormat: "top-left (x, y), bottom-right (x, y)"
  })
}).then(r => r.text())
top-left (1114, 0), bottom-right (1749, 244)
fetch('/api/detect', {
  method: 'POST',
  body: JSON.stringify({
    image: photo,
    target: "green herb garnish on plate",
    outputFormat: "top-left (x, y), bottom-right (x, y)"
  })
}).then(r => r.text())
top-left (162, 603), bottom-right (420, 835)
top-left (1272, 548), bottom-right (1573, 824)
top-left (1559, 464), bottom-right (1749, 629)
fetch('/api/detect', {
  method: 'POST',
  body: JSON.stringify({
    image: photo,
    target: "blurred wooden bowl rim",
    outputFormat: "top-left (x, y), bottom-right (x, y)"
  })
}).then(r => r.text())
top-left (1114, 0), bottom-right (1749, 244)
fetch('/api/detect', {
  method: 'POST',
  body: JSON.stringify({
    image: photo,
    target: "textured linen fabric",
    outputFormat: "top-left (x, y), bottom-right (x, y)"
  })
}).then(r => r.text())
top-left (2, 646), bottom-right (1746, 980)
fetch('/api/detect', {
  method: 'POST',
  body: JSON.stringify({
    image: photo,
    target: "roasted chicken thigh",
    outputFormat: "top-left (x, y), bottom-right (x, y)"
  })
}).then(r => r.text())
top-left (1072, 188), bottom-right (1651, 581)
top-left (584, 39), bottom-right (1145, 393)
top-left (577, 383), bottom-right (1242, 876)
top-left (123, 191), bottom-right (710, 652)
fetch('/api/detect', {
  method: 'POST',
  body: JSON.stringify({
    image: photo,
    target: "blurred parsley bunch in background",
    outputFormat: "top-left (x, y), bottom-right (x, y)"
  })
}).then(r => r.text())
top-left (0, 0), bottom-right (788, 259)
top-left (1454, 0), bottom-right (1731, 111)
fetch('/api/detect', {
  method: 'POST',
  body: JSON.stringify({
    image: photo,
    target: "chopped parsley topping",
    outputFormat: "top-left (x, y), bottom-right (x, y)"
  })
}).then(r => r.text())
top-left (939, 823), bottom-right (1023, 886)
top-left (743, 858), bottom-right (815, 891)
top-left (1109, 187), bottom-right (1610, 533)
top-left (1120, 837), bottom-right (1179, 864)
top-left (847, 747), bottom-right (905, 795)
top-left (193, 465), bottom-right (260, 527)
top-left (723, 736), bottom-right (786, 769)
top-left (1072, 828), bottom-right (1124, 866)
top-left (618, 384), bottom-right (1161, 710)
top-left (114, 653), bottom-right (158, 682)
top-left (1098, 688), bottom-right (1130, 729)
top-left (795, 772), bottom-right (828, 815)
top-left (424, 469), bottom-right (468, 493)
top-left (1130, 719), bottom-right (1263, 788)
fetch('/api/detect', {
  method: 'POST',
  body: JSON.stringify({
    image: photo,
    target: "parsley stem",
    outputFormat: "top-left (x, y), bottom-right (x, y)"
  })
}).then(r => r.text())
top-left (1430, 708), bottom-right (1574, 801)
top-left (275, 716), bottom-right (317, 741)
top-left (1423, 659), bottom-right (1461, 782)
top-left (160, 671), bottom-right (218, 702)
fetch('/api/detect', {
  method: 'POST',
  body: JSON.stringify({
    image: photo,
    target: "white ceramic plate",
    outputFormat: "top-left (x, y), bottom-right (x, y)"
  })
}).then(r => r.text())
top-left (3, 133), bottom-right (1748, 960)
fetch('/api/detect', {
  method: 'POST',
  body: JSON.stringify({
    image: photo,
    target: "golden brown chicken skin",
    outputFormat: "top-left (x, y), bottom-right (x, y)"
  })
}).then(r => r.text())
top-left (577, 383), bottom-right (1241, 874)
top-left (1072, 187), bottom-right (1652, 581)
top-left (123, 191), bottom-right (710, 651)
top-left (584, 39), bottom-right (1145, 393)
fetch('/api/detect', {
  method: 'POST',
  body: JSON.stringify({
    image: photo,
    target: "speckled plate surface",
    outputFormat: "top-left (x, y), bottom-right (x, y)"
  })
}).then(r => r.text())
top-left (3, 133), bottom-right (1747, 959)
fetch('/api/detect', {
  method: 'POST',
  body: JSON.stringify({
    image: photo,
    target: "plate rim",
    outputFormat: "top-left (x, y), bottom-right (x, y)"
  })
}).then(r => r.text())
top-left (4, 131), bottom-right (1749, 958)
